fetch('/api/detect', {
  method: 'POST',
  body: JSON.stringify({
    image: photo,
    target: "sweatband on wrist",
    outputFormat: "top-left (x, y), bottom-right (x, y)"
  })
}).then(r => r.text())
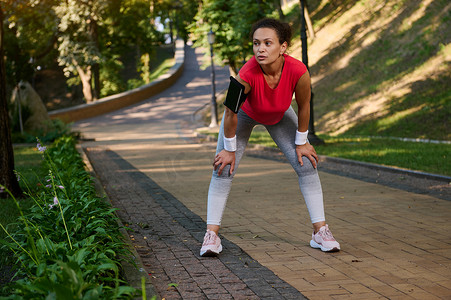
top-left (223, 135), bottom-right (237, 152)
top-left (295, 130), bottom-right (308, 145)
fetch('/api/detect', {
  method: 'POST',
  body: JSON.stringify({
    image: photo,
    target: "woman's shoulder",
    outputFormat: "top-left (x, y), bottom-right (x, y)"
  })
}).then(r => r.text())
top-left (239, 56), bottom-right (260, 80)
top-left (284, 54), bottom-right (307, 70)
top-left (284, 54), bottom-right (308, 79)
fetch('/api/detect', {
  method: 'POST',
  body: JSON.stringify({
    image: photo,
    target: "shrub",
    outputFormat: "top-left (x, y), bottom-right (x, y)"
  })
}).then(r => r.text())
top-left (0, 136), bottom-right (139, 299)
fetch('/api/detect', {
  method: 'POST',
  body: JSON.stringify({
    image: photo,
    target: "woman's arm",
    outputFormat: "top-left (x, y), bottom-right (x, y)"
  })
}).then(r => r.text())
top-left (214, 75), bottom-right (251, 176)
top-left (294, 71), bottom-right (318, 168)
top-left (295, 72), bottom-right (311, 131)
top-left (223, 75), bottom-right (251, 138)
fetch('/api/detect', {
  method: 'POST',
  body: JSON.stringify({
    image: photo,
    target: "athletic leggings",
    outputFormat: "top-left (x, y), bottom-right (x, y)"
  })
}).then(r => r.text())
top-left (207, 107), bottom-right (326, 226)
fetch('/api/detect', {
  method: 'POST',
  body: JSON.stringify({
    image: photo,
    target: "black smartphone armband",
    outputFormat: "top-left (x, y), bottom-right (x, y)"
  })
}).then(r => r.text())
top-left (223, 76), bottom-right (248, 113)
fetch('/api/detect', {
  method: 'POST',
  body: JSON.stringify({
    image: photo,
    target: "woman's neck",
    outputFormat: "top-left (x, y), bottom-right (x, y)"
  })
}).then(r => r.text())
top-left (260, 55), bottom-right (285, 77)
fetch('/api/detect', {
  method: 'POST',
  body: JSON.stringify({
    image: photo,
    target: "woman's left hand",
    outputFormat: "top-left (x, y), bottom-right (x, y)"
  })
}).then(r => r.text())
top-left (296, 143), bottom-right (318, 169)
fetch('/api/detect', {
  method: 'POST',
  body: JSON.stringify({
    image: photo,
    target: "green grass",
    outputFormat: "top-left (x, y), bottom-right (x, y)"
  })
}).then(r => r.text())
top-left (314, 135), bottom-right (450, 176)
top-left (283, 0), bottom-right (451, 141)
top-left (148, 56), bottom-right (175, 82)
top-left (200, 129), bottom-right (450, 177)
top-left (0, 147), bottom-right (42, 241)
top-left (1, 146), bottom-right (40, 285)
top-left (126, 46), bottom-right (175, 90)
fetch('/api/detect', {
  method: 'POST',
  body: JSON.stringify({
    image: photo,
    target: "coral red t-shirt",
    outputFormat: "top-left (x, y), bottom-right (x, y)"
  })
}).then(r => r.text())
top-left (239, 54), bottom-right (307, 125)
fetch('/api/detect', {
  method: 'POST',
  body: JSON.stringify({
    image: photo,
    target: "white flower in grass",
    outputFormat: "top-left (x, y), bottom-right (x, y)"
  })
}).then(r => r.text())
top-left (37, 143), bottom-right (46, 152)
top-left (36, 138), bottom-right (46, 152)
top-left (49, 196), bottom-right (59, 209)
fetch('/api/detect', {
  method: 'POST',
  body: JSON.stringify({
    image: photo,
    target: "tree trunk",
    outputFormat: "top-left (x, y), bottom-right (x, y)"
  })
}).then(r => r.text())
top-left (304, 3), bottom-right (315, 39)
top-left (275, 0), bottom-right (285, 19)
top-left (0, 4), bottom-right (22, 198)
top-left (89, 18), bottom-right (100, 100)
top-left (92, 63), bottom-right (100, 100)
top-left (76, 63), bottom-right (93, 103)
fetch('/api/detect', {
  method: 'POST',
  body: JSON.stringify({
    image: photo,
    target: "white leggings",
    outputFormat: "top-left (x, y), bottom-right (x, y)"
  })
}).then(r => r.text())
top-left (207, 107), bottom-right (326, 226)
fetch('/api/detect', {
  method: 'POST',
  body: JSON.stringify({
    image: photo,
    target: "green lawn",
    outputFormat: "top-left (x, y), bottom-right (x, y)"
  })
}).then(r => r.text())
top-left (1, 146), bottom-right (42, 241)
top-left (1, 146), bottom-right (40, 284)
top-left (201, 129), bottom-right (450, 177)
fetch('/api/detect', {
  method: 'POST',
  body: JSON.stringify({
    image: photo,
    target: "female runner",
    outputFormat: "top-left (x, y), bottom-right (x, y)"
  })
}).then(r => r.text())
top-left (200, 18), bottom-right (340, 257)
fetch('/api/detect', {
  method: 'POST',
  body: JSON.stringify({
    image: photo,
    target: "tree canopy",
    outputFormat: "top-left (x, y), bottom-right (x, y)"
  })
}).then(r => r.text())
top-left (189, 0), bottom-right (277, 74)
top-left (3, 0), bottom-right (293, 100)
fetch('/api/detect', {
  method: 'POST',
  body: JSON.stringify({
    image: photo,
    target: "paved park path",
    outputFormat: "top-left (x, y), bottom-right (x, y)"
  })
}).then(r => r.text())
top-left (74, 46), bottom-right (451, 299)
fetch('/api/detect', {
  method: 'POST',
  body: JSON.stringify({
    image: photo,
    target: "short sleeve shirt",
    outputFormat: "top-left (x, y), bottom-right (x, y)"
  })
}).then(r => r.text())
top-left (239, 54), bottom-right (307, 125)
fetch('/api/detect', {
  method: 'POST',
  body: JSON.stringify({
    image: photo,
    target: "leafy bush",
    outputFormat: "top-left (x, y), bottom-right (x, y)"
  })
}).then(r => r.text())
top-left (11, 119), bottom-right (77, 144)
top-left (0, 136), bottom-right (140, 299)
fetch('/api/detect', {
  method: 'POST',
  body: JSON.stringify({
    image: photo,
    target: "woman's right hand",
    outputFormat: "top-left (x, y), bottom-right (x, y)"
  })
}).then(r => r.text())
top-left (213, 150), bottom-right (236, 176)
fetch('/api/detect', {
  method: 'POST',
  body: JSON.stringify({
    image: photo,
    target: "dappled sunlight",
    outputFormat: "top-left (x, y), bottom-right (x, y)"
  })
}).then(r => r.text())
top-left (139, 165), bottom-right (212, 175)
top-left (321, 42), bottom-right (449, 135)
top-left (294, 0), bottom-right (450, 138)
top-left (186, 80), bottom-right (211, 88)
top-left (398, 0), bottom-right (435, 34)
top-left (334, 79), bottom-right (358, 93)
top-left (302, 0), bottom-right (401, 75)
top-left (375, 105), bottom-right (426, 132)
top-left (341, 147), bottom-right (411, 157)
top-left (117, 142), bottom-right (209, 151)
top-left (234, 166), bottom-right (296, 179)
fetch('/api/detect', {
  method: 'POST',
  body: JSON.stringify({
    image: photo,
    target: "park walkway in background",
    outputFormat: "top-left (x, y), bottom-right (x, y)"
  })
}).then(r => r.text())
top-left (75, 46), bottom-right (451, 299)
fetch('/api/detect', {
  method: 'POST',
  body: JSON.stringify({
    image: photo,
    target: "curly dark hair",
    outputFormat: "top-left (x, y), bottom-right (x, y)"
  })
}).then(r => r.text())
top-left (250, 18), bottom-right (293, 48)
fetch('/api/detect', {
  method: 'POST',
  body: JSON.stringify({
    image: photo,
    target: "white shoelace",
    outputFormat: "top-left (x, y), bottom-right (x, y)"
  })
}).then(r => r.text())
top-left (203, 232), bottom-right (216, 245)
top-left (319, 227), bottom-right (335, 241)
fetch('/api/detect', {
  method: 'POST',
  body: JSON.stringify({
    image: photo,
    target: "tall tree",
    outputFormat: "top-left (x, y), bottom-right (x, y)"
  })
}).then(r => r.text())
top-left (275, 0), bottom-right (285, 19)
top-left (190, 0), bottom-right (273, 75)
top-left (3, 0), bottom-right (58, 90)
top-left (0, 4), bottom-right (22, 198)
top-left (300, 0), bottom-right (315, 39)
top-left (54, 0), bottom-right (108, 103)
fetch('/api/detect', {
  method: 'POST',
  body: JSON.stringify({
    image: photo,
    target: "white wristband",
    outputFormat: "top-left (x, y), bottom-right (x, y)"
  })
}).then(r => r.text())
top-left (223, 135), bottom-right (237, 152)
top-left (295, 130), bottom-right (308, 145)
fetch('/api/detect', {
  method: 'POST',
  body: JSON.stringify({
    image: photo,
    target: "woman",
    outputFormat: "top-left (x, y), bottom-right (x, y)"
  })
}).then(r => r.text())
top-left (200, 18), bottom-right (340, 257)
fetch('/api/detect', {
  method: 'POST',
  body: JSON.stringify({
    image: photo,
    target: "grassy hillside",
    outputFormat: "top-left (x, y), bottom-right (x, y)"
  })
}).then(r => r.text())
top-left (286, 0), bottom-right (450, 141)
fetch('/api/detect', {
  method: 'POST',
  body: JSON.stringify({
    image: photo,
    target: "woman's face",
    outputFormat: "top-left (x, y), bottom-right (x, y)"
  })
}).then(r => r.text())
top-left (253, 27), bottom-right (287, 66)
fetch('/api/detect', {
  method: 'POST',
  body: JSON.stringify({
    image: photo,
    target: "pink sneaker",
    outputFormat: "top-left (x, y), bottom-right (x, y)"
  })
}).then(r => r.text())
top-left (200, 230), bottom-right (223, 257)
top-left (310, 225), bottom-right (340, 252)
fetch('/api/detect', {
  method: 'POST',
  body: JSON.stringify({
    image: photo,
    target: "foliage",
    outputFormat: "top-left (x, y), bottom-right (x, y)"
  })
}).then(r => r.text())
top-left (0, 136), bottom-right (140, 299)
top-left (110, 0), bottom-right (163, 52)
top-left (98, 54), bottom-right (127, 98)
top-left (2, 0), bottom-right (171, 103)
top-left (151, 0), bottom-right (199, 43)
top-left (2, 0), bottom-right (58, 88)
top-left (11, 119), bottom-right (76, 144)
top-left (189, 0), bottom-right (277, 74)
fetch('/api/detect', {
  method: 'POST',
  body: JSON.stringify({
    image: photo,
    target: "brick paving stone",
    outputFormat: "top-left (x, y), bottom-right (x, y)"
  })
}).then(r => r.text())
top-left (86, 148), bottom-right (307, 299)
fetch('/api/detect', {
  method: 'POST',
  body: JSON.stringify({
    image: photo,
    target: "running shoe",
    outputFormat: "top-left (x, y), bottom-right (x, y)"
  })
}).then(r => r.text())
top-left (200, 230), bottom-right (223, 257)
top-left (310, 224), bottom-right (340, 252)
